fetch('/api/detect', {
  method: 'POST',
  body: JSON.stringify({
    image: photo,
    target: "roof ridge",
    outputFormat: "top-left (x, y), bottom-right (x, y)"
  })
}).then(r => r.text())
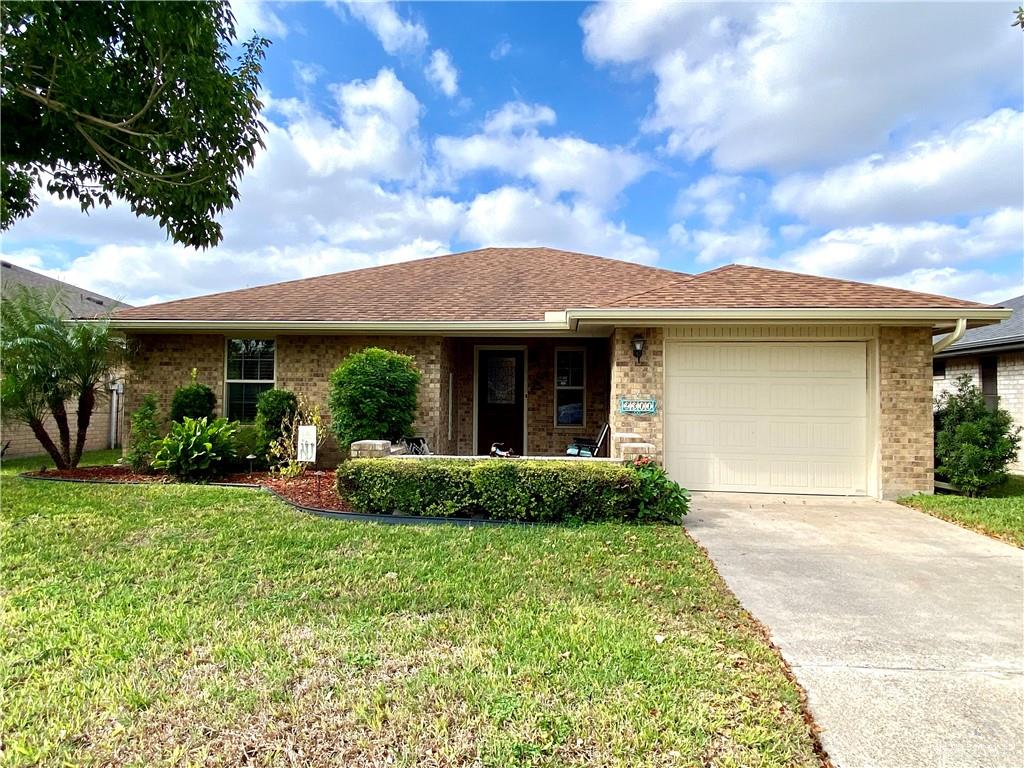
top-left (604, 271), bottom-right (701, 306)
top-left (115, 246), bottom-right (691, 314)
top-left (606, 263), bottom-right (739, 307)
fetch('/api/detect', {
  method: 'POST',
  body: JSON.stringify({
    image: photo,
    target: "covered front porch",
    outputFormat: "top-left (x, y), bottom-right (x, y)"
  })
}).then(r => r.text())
top-left (431, 336), bottom-right (614, 457)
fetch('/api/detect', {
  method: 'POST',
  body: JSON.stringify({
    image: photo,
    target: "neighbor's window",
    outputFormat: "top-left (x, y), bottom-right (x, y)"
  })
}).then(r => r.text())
top-left (225, 338), bottom-right (275, 422)
top-left (980, 356), bottom-right (998, 411)
top-left (555, 348), bottom-right (585, 427)
top-left (932, 358), bottom-right (946, 378)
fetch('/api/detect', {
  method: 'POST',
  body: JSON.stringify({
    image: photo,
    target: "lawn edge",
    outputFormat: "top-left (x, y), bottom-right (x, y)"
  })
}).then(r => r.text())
top-left (684, 532), bottom-right (835, 768)
top-left (896, 498), bottom-right (1024, 549)
top-left (17, 471), bottom-right (542, 527)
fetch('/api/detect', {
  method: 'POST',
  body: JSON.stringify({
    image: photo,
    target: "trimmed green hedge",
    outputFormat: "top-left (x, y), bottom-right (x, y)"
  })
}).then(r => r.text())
top-left (336, 458), bottom-right (687, 523)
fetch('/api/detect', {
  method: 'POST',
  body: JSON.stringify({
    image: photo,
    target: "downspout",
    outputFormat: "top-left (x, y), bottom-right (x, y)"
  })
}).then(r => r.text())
top-left (933, 318), bottom-right (967, 355)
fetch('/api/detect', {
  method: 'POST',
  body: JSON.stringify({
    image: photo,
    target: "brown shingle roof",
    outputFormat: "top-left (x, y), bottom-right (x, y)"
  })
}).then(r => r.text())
top-left (610, 264), bottom-right (988, 309)
top-left (112, 249), bottom-right (988, 324)
top-left (112, 247), bottom-right (688, 322)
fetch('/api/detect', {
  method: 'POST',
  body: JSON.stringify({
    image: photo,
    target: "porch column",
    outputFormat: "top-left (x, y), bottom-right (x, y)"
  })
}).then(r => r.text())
top-left (609, 327), bottom-right (664, 464)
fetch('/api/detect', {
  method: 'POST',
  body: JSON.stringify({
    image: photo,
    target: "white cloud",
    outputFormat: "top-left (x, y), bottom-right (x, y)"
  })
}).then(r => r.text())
top-left (2, 69), bottom-right (661, 304)
top-left (483, 102), bottom-right (556, 134)
top-left (1, 240), bottom-right (451, 307)
top-left (293, 60), bottom-right (325, 87)
top-left (773, 109), bottom-right (1024, 226)
top-left (335, 0), bottom-right (428, 55)
top-left (674, 174), bottom-right (744, 227)
top-left (582, 2), bottom-right (1021, 171)
top-left (232, 0), bottom-right (288, 39)
top-left (436, 101), bottom-right (650, 206)
top-left (426, 49), bottom-right (459, 97)
top-left (687, 225), bottom-right (772, 265)
top-left (266, 68), bottom-right (422, 179)
top-left (490, 37), bottom-right (512, 60)
top-left (876, 267), bottom-right (1023, 306)
top-left (779, 208), bottom-right (1023, 282)
top-left (0, 67), bottom-right (466, 304)
top-left (460, 186), bottom-right (658, 264)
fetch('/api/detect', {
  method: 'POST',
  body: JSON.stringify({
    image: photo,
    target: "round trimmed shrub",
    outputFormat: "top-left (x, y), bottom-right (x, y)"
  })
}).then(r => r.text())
top-left (328, 347), bottom-right (421, 448)
top-left (170, 369), bottom-right (216, 422)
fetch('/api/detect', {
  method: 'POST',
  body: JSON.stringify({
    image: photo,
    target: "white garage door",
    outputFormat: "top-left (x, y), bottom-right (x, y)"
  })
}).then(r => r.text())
top-left (665, 342), bottom-right (868, 495)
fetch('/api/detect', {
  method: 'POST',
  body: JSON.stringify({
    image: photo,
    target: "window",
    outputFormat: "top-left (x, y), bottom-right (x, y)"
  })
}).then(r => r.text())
top-left (932, 358), bottom-right (946, 378)
top-left (555, 348), bottom-right (585, 427)
top-left (225, 338), bottom-right (275, 422)
top-left (981, 356), bottom-right (998, 411)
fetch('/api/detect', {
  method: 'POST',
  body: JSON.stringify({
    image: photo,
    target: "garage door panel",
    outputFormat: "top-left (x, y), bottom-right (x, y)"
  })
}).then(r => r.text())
top-left (767, 420), bottom-right (864, 454)
top-left (665, 341), bottom-right (869, 495)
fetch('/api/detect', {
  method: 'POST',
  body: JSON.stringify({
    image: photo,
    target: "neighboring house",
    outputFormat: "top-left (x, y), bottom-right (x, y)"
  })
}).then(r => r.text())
top-left (0, 260), bottom-right (130, 459)
top-left (934, 294), bottom-right (1023, 472)
top-left (109, 247), bottom-right (1009, 499)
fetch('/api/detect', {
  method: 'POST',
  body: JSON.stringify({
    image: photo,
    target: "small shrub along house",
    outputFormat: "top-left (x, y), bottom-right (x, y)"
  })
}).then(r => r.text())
top-left (108, 247), bottom-right (1011, 499)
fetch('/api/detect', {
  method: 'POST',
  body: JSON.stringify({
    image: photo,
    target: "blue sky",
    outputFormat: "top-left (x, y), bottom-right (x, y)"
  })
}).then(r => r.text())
top-left (2, 0), bottom-right (1022, 306)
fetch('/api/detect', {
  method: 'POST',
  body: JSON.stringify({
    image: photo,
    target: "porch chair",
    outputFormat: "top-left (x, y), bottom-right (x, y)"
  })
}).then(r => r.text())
top-left (565, 422), bottom-right (609, 458)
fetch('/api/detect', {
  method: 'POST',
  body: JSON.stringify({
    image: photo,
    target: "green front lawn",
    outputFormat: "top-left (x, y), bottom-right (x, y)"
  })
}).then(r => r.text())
top-left (1, 451), bottom-right (821, 767)
top-left (900, 475), bottom-right (1024, 547)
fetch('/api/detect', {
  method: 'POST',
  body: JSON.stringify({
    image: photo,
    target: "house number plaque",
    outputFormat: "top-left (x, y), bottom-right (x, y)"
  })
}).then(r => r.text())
top-left (618, 397), bottom-right (657, 415)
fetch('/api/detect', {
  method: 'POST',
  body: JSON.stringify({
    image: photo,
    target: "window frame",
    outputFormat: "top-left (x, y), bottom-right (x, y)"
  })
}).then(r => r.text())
top-left (223, 337), bottom-right (277, 423)
top-left (932, 358), bottom-right (946, 379)
top-left (553, 346), bottom-right (586, 429)
top-left (980, 355), bottom-right (998, 411)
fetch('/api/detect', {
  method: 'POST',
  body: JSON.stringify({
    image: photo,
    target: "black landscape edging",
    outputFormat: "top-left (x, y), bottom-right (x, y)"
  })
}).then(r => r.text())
top-left (18, 471), bottom-right (523, 527)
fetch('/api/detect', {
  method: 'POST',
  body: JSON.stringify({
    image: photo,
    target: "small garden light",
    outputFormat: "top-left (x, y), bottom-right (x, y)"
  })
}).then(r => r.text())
top-left (246, 454), bottom-right (256, 474)
top-left (631, 334), bottom-right (646, 364)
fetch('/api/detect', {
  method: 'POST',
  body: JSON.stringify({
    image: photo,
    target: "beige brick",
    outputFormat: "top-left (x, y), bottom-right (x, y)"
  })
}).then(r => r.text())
top-left (608, 327), bottom-right (664, 464)
top-left (879, 326), bottom-right (934, 498)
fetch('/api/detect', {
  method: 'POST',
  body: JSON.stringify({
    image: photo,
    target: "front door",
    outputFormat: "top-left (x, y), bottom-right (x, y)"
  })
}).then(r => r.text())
top-left (477, 349), bottom-right (525, 454)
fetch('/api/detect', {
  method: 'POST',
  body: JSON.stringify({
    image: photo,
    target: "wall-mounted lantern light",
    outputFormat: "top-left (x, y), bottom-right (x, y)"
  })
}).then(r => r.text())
top-left (631, 334), bottom-right (646, 364)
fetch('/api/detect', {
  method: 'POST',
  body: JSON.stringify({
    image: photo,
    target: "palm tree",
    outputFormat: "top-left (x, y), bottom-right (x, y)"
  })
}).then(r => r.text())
top-left (1, 287), bottom-right (123, 467)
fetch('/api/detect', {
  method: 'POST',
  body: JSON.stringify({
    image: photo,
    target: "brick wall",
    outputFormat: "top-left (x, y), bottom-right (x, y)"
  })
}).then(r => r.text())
top-left (998, 352), bottom-right (1024, 472)
top-left (608, 327), bottom-right (664, 464)
top-left (879, 327), bottom-right (934, 498)
top-left (934, 356), bottom-right (980, 399)
top-left (124, 333), bottom-right (226, 420)
top-left (124, 333), bottom-right (447, 466)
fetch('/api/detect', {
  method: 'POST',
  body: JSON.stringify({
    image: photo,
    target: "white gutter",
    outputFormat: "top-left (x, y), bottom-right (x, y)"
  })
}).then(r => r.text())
top-left (102, 306), bottom-right (1011, 333)
top-left (932, 317), bottom-right (968, 354)
top-left (565, 306), bottom-right (1011, 327)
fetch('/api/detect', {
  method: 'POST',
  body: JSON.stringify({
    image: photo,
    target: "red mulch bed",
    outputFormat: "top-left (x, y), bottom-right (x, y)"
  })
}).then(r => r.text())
top-left (26, 465), bottom-right (351, 512)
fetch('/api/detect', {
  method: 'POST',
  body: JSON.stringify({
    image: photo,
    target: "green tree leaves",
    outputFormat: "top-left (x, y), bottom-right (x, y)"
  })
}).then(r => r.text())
top-left (1, 1), bottom-right (269, 247)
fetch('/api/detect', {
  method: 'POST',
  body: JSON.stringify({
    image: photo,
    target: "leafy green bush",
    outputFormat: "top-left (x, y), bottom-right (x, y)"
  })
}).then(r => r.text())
top-left (337, 459), bottom-right (477, 517)
top-left (126, 394), bottom-right (163, 472)
top-left (935, 375), bottom-right (1022, 497)
top-left (629, 456), bottom-right (691, 521)
top-left (254, 388), bottom-right (297, 458)
top-left (472, 461), bottom-right (644, 522)
top-left (336, 458), bottom-right (686, 523)
top-left (152, 416), bottom-right (238, 481)
top-left (328, 348), bottom-right (420, 448)
top-left (169, 368), bottom-right (216, 422)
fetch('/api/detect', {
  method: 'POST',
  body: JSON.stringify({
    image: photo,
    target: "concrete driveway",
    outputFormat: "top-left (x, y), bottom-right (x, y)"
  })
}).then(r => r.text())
top-left (686, 493), bottom-right (1024, 768)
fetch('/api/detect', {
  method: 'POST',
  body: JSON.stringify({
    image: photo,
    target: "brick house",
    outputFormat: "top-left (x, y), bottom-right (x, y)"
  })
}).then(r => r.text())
top-left (933, 293), bottom-right (1023, 472)
top-left (109, 247), bottom-right (1010, 499)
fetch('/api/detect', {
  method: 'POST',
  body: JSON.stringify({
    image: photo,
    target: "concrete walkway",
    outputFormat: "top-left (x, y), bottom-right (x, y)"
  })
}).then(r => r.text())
top-left (686, 493), bottom-right (1024, 768)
